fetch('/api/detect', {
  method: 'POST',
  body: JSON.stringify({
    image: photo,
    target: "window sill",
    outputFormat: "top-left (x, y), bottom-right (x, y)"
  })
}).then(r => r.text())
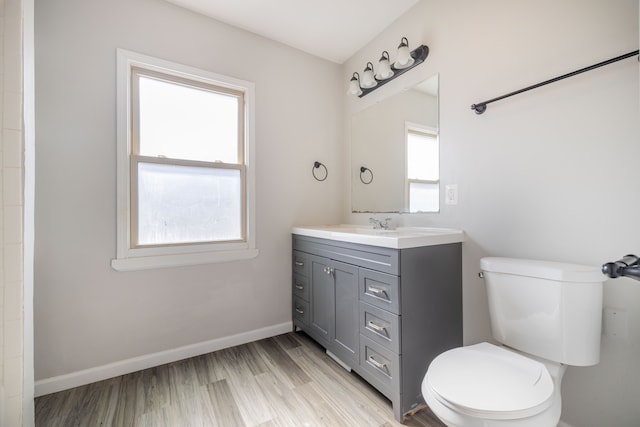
top-left (111, 248), bottom-right (259, 271)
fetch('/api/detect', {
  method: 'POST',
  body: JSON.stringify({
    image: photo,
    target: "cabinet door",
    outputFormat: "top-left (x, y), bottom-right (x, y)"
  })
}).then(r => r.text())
top-left (309, 255), bottom-right (334, 346)
top-left (332, 261), bottom-right (359, 364)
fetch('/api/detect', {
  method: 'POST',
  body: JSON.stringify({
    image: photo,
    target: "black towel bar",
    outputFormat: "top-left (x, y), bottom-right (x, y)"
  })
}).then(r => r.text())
top-left (471, 50), bottom-right (639, 114)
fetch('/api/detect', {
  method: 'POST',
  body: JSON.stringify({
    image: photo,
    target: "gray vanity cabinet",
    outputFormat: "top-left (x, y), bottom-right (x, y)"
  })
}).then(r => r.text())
top-left (292, 234), bottom-right (462, 423)
top-left (308, 255), bottom-right (359, 365)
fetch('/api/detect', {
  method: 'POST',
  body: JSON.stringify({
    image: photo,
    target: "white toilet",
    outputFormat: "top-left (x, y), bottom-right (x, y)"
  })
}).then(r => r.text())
top-left (422, 257), bottom-right (604, 427)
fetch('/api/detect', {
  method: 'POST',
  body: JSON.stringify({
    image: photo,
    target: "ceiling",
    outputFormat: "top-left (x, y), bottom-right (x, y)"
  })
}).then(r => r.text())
top-left (163, 0), bottom-right (421, 64)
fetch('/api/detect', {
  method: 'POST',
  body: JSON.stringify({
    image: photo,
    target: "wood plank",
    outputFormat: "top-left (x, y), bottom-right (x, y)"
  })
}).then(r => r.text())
top-left (254, 337), bottom-right (311, 387)
top-left (253, 371), bottom-right (315, 426)
top-left (211, 345), bottom-right (275, 425)
top-left (286, 338), bottom-right (389, 426)
top-left (206, 379), bottom-right (245, 427)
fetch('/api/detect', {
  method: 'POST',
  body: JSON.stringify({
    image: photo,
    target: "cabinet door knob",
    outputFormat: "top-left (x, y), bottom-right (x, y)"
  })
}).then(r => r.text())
top-left (295, 308), bottom-right (304, 315)
top-left (295, 261), bottom-right (304, 267)
top-left (295, 283), bottom-right (304, 290)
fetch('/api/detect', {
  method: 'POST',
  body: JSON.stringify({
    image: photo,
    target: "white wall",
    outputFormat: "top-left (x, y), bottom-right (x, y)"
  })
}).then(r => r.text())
top-left (344, 1), bottom-right (639, 426)
top-left (34, 0), bottom-right (343, 389)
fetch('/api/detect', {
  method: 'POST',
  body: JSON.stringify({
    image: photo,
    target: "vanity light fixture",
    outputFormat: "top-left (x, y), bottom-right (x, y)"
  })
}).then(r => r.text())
top-left (347, 37), bottom-right (429, 98)
top-left (375, 51), bottom-right (394, 80)
top-left (360, 62), bottom-right (377, 89)
top-left (347, 72), bottom-right (363, 96)
top-left (393, 37), bottom-right (415, 69)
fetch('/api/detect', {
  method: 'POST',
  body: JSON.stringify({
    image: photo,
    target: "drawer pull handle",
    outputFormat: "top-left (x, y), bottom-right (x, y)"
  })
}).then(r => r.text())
top-left (295, 283), bottom-right (304, 290)
top-left (368, 355), bottom-right (388, 373)
top-left (295, 308), bottom-right (304, 315)
top-left (368, 286), bottom-right (388, 299)
top-left (367, 321), bottom-right (389, 337)
top-left (295, 261), bottom-right (304, 267)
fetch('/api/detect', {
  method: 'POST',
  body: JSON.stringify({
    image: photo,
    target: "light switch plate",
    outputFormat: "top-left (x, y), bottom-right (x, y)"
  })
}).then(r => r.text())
top-left (445, 184), bottom-right (458, 205)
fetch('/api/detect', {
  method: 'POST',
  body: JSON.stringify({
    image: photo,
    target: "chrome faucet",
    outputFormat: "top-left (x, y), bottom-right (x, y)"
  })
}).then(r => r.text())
top-left (369, 217), bottom-right (392, 230)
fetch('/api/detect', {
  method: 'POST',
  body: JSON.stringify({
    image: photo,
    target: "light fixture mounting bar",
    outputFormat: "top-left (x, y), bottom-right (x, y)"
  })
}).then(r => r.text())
top-left (358, 45), bottom-right (429, 98)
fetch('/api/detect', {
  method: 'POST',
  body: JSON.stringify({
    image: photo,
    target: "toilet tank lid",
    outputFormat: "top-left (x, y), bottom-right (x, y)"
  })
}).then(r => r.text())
top-left (480, 257), bottom-right (603, 283)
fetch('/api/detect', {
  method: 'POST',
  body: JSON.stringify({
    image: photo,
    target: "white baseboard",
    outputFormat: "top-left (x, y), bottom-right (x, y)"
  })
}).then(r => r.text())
top-left (35, 321), bottom-right (292, 397)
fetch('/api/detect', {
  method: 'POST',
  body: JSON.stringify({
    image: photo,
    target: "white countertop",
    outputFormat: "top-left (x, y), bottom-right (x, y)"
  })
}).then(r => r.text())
top-left (291, 224), bottom-right (464, 249)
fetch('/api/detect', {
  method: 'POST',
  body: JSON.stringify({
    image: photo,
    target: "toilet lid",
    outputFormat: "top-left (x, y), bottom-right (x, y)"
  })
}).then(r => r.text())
top-left (426, 342), bottom-right (554, 420)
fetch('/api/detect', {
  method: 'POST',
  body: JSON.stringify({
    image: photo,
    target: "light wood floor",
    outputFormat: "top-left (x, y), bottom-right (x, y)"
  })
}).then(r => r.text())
top-left (35, 331), bottom-right (446, 427)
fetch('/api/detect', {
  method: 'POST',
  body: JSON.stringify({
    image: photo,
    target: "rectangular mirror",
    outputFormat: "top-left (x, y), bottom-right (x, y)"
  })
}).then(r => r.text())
top-left (351, 74), bottom-right (439, 213)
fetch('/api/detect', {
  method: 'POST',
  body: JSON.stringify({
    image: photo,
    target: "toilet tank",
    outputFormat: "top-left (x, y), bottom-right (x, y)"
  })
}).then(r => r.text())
top-left (480, 257), bottom-right (604, 366)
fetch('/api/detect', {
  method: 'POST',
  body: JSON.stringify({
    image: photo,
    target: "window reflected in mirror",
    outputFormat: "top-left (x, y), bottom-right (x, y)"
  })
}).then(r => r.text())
top-left (406, 125), bottom-right (439, 212)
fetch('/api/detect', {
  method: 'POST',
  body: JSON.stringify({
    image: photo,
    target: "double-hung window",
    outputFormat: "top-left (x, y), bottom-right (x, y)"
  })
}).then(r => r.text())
top-left (112, 49), bottom-right (257, 271)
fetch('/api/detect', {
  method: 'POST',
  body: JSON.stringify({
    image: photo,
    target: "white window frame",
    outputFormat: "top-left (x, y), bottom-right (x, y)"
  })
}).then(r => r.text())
top-left (112, 49), bottom-right (257, 271)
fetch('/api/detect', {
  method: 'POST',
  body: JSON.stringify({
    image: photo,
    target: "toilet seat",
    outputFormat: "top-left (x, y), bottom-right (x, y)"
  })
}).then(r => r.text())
top-left (425, 342), bottom-right (554, 420)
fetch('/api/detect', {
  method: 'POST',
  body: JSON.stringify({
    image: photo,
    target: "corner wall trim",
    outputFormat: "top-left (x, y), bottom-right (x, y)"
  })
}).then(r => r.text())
top-left (34, 321), bottom-right (293, 397)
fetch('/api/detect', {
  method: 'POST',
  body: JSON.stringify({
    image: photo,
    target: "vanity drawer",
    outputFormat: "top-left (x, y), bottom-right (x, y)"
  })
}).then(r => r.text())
top-left (293, 250), bottom-right (310, 277)
top-left (360, 302), bottom-right (400, 354)
top-left (359, 268), bottom-right (399, 314)
top-left (293, 296), bottom-right (309, 326)
top-left (292, 274), bottom-right (309, 300)
top-left (359, 334), bottom-right (400, 398)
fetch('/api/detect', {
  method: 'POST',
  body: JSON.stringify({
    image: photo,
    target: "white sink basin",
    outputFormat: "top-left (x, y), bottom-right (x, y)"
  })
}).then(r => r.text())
top-left (292, 225), bottom-right (464, 249)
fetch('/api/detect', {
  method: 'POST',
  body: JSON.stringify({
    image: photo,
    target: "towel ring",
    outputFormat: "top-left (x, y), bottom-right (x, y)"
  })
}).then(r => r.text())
top-left (360, 166), bottom-right (373, 184)
top-left (313, 161), bottom-right (328, 181)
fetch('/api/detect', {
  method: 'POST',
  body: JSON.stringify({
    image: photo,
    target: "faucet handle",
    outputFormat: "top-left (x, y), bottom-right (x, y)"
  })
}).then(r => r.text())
top-left (380, 218), bottom-right (392, 229)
